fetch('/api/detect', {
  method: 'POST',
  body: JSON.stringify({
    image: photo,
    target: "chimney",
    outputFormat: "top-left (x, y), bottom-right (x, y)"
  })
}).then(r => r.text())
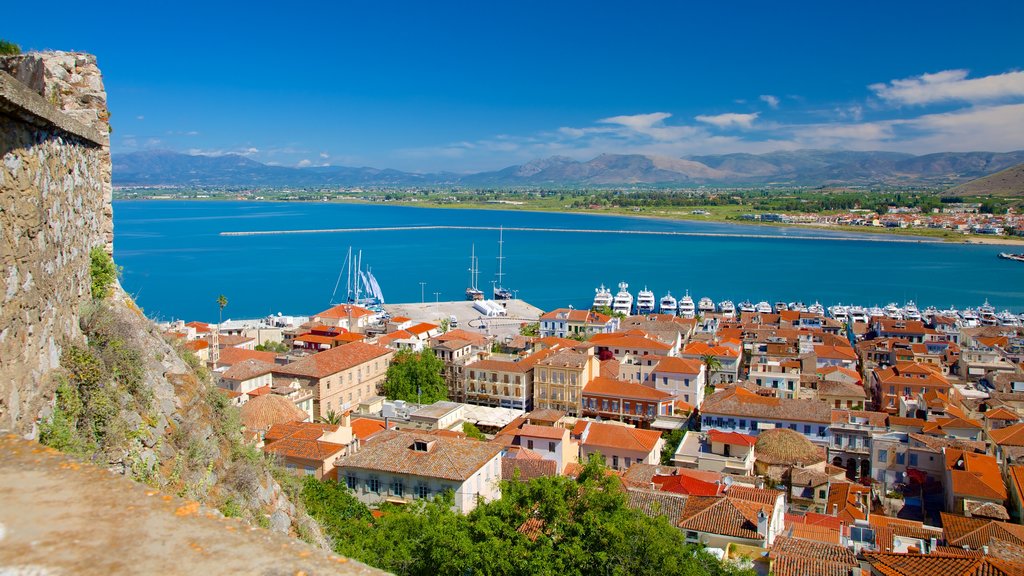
top-left (757, 509), bottom-right (769, 539)
top-left (929, 537), bottom-right (937, 553)
top-left (832, 503), bottom-right (839, 515)
top-left (384, 416), bottom-right (390, 431)
top-left (983, 545), bottom-right (989, 555)
top-left (342, 410), bottom-right (351, 428)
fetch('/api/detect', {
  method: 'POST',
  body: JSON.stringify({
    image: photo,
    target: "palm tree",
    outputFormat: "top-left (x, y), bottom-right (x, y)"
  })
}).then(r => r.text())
top-left (319, 410), bottom-right (341, 425)
top-left (701, 353), bottom-right (722, 396)
top-left (216, 294), bottom-right (228, 326)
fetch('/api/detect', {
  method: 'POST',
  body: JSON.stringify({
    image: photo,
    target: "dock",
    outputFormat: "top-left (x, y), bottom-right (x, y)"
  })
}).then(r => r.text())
top-left (383, 299), bottom-right (543, 340)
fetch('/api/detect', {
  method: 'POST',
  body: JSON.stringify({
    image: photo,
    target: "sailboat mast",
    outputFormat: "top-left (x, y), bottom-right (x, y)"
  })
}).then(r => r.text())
top-left (496, 226), bottom-right (505, 289)
top-left (346, 246), bottom-right (353, 302)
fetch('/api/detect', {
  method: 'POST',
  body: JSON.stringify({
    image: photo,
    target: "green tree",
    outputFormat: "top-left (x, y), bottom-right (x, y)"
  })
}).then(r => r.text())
top-left (89, 247), bottom-right (120, 299)
top-left (660, 429), bottom-right (685, 465)
top-left (216, 294), bottom-right (228, 326)
top-left (381, 349), bottom-right (447, 404)
top-left (701, 353), bottom-right (721, 396)
top-left (254, 340), bottom-right (290, 353)
top-left (319, 410), bottom-right (341, 425)
top-left (519, 322), bottom-right (539, 337)
top-left (462, 422), bottom-right (486, 440)
top-left (0, 40), bottom-right (20, 55)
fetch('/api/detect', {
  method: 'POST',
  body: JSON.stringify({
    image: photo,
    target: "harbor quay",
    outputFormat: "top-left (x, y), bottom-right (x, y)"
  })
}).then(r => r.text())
top-left (383, 299), bottom-right (543, 340)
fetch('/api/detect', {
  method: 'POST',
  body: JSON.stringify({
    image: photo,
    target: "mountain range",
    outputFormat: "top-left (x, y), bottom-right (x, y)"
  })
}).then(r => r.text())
top-left (112, 149), bottom-right (1024, 189)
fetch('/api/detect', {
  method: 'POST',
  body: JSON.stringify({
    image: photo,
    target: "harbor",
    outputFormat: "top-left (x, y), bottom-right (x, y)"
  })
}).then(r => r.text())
top-left (382, 299), bottom-right (543, 340)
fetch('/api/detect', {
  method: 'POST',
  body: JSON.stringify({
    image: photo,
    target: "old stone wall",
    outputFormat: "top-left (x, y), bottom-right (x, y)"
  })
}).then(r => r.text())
top-left (0, 52), bottom-right (112, 433)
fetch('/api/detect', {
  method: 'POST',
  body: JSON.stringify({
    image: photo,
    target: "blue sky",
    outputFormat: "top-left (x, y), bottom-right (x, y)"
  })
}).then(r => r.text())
top-left (8, 0), bottom-right (1024, 171)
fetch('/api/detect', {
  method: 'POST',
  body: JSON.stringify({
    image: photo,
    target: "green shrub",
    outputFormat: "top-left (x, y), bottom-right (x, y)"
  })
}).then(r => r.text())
top-left (89, 247), bottom-right (120, 299)
top-left (0, 40), bottom-right (20, 55)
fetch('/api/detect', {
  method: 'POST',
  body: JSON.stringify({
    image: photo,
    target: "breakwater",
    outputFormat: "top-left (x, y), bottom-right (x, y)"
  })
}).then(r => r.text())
top-left (220, 225), bottom-right (940, 243)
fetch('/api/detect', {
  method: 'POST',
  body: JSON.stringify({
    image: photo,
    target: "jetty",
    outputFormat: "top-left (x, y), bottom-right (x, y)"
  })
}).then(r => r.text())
top-left (219, 225), bottom-right (940, 243)
top-left (384, 299), bottom-right (542, 339)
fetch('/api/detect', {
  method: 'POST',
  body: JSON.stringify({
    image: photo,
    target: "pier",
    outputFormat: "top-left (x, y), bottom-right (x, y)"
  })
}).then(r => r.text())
top-left (383, 299), bottom-right (543, 340)
top-left (219, 225), bottom-right (940, 243)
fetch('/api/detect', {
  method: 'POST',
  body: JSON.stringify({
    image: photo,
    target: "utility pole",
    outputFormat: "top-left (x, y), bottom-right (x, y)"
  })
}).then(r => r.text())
top-left (420, 282), bottom-right (426, 303)
top-left (434, 291), bottom-right (441, 322)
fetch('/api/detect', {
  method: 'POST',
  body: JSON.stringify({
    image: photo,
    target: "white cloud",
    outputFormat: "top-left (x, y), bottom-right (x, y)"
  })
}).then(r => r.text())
top-left (759, 95), bottom-right (780, 109)
top-left (319, 152), bottom-right (330, 159)
top-left (695, 112), bottom-right (759, 129)
top-left (870, 69), bottom-right (1024, 105)
top-left (136, 115), bottom-right (144, 121)
top-left (296, 159), bottom-right (312, 167)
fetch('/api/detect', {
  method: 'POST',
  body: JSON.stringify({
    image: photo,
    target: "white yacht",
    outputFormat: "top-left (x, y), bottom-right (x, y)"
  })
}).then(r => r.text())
top-left (903, 301), bottom-right (921, 321)
top-left (612, 282), bottom-right (633, 316)
top-left (698, 297), bottom-right (715, 315)
top-left (755, 301), bottom-right (772, 314)
top-left (959, 308), bottom-right (980, 328)
top-left (922, 306), bottom-right (939, 321)
top-left (593, 284), bottom-right (613, 309)
top-left (849, 306), bottom-right (869, 324)
top-left (829, 304), bottom-right (850, 323)
top-left (719, 300), bottom-right (736, 319)
top-left (659, 291), bottom-right (678, 316)
top-left (636, 287), bottom-right (656, 315)
top-left (939, 305), bottom-right (959, 319)
top-left (678, 291), bottom-right (696, 318)
top-left (773, 301), bottom-right (788, 313)
top-left (997, 310), bottom-right (1021, 326)
top-left (739, 300), bottom-right (756, 315)
top-left (979, 300), bottom-right (998, 326)
top-left (883, 303), bottom-right (903, 319)
top-left (867, 305), bottom-right (885, 319)
top-left (789, 301), bottom-right (808, 313)
top-left (808, 301), bottom-right (825, 316)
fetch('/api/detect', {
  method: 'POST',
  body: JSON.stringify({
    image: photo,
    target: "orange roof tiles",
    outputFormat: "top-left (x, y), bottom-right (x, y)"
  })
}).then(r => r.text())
top-left (216, 347), bottom-right (279, 366)
top-left (991, 423), bottom-right (1024, 447)
top-left (184, 340), bottom-right (209, 351)
top-left (682, 341), bottom-right (740, 358)
top-left (221, 359), bottom-right (276, 382)
top-left (350, 417), bottom-right (393, 441)
top-left (583, 377), bottom-right (673, 401)
top-left (517, 424), bottom-right (568, 441)
top-left (589, 333), bottom-right (672, 351)
top-left (985, 407), bottom-right (1021, 421)
top-left (814, 344), bottom-right (858, 360)
top-left (707, 429), bottom-right (757, 447)
top-left (334, 429), bottom-right (502, 481)
top-left (652, 356), bottom-right (704, 374)
top-left (580, 421), bottom-right (662, 453)
top-left (864, 552), bottom-right (1024, 575)
top-left (272, 342), bottom-right (392, 380)
top-left (945, 450), bottom-right (1008, 501)
top-left (677, 495), bottom-right (772, 540)
top-left (315, 303), bottom-right (375, 319)
top-left (941, 512), bottom-right (1024, 549)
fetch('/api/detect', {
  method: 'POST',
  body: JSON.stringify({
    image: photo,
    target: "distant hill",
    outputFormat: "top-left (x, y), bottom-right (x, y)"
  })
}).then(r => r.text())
top-left (946, 162), bottom-right (1024, 197)
top-left (112, 149), bottom-right (1024, 189)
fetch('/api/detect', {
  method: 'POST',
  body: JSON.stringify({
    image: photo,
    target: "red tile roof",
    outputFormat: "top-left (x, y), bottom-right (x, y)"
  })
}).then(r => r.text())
top-left (272, 342), bottom-right (392, 380)
top-left (991, 423), bottom-right (1024, 447)
top-left (334, 429), bottom-right (503, 481)
top-left (945, 450), bottom-right (1007, 501)
top-left (583, 377), bottom-right (673, 401)
top-left (315, 303), bottom-right (375, 320)
top-left (350, 417), bottom-right (393, 441)
top-left (216, 347), bottom-right (279, 366)
top-left (652, 356), bottom-right (704, 374)
top-left (517, 424), bottom-right (568, 441)
top-left (221, 359), bottom-right (276, 381)
top-left (814, 344), bottom-right (858, 361)
top-left (707, 429), bottom-right (757, 447)
top-left (864, 552), bottom-right (1024, 576)
top-left (580, 421), bottom-right (662, 454)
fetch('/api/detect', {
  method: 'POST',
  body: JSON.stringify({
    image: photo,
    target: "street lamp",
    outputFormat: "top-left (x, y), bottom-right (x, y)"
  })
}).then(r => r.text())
top-left (420, 282), bottom-right (426, 303)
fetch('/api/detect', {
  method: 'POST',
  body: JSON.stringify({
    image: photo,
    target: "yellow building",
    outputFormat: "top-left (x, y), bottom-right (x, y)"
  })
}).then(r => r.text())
top-left (533, 347), bottom-right (599, 416)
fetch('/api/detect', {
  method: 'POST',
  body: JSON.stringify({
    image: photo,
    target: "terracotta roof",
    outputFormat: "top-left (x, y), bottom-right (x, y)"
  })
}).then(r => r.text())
top-left (217, 334), bottom-right (254, 347)
top-left (406, 322), bottom-right (439, 336)
top-left (620, 463), bottom-right (681, 488)
top-left (991, 423), bottom-right (1024, 447)
top-left (263, 422), bottom-right (346, 462)
top-left (945, 450), bottom-right (1008, 501)
top-left (517, 424), bottom-right (567, 441)
top-left (185, 321), bottom-right (211, 332)
top-left (221, 358), bottom-right (276, 381)
top-left (314, 303), bottom-right (375, 320)
top-left (468, 358), bottom-right (531, 373)
top-left (863, 552), bottom-right (1024, 576)
top-left (701, 386), bottom-right (832, 423)
top-left (874, 362), bottom-right (951, 389)
top-left (334, 429), bottom-right (502, 481)
top-left (814, 344), bottom-right (858, 361)
top-left (536, 349), bottom-right (592, 369)
top-left (599, 358), bottom-right (620, 379)
top-left (909, 433), bottom-right (987, 454)
top-left (941, 512), bottom-right (1024, 549)
top-left (524, 409), bottom-right (566, 424)
top-left (965, 500), bottom-right (1010, 521)
top-left (651, 356), bottom-right (704, 374)
top-left (589, 333), bottom-right (672, 351)
top-left (579, 421), bottom-right (662, 454)
top-left (831, 409), bottom-right (888, 427)
top-left (433, 328), bottom-right (489, 346)
top-left (681, 341), bottom-right (740, 358)
top-left (769, 536), bottom-right (857, 573)
top-left (818, 365), bottom-right (863, 382)
top-left (626, 488), bottom-right (688, 524)
top-left (184, 340), bottom-right (209, 352)
top-left (216, 347), bottom-right (279, 366)
top-left (652, 472), bottom-right (724, 497)
top-left (817, 379), bottom-right (867, 399)
top-left (350, 417), bottom-right (393, 441)
top-left (707, 429), bottom-right (757, 447)
top-left (239, 395), bottom-right (308, 432)
top-left (677, 495), bottom-right (772, 540)
top-left (986, 407), bottom-right (1022, 421)
top-left (272, 342), bottom-right (392, 379)
top-left (583, 377), bottom-right (673, 401)
top-left (502, 450), bottom-right (558, 480)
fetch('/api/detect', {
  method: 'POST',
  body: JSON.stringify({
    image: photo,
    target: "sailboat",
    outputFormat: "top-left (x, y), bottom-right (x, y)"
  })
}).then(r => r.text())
top-left (493, 226), bottom-right (513, 300)
top-left (465, 244), bottom-right (484, 301)
top-left (330, 247), bottom-right (385, 310)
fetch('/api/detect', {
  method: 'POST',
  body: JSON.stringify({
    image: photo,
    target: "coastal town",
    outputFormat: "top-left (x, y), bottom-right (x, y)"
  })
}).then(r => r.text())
top-left (164, 288), bottom-right (1024, 575)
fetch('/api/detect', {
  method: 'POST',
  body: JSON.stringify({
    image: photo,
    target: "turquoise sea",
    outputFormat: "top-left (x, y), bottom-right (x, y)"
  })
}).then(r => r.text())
top-left (113, 200), bottom-right (1024, 322)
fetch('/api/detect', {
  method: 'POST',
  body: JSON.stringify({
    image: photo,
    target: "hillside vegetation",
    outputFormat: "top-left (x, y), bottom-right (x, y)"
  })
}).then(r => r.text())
top-left (947, 162), bottom-right (1024, 197)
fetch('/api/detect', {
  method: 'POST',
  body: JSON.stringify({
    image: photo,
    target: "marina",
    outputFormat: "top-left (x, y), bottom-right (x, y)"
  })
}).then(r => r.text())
top-left (114, 201), bottom-right (1024, 322)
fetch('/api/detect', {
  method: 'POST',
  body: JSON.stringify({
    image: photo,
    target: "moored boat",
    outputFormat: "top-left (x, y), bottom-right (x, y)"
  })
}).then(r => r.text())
top-left (660, 291), bottom-right (678, 315)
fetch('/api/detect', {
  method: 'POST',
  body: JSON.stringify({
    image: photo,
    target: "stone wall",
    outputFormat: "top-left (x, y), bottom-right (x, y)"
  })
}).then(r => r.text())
top-left (0, 52), bottom-right (112, 434)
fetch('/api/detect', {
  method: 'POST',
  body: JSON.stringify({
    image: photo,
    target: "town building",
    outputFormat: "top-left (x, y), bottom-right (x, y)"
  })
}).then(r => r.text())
top-left (272, 342), bottom-right (393, 420)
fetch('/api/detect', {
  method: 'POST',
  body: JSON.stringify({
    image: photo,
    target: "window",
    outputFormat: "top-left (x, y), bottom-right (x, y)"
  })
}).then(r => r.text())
top-left (304, 466), bottom-right (315, 476)
top-left (623, 401), bottom-right (631, 413)
top-left (739, 420), bottom-right (746, 429)
top-left (346, 474), bottom-right (358, 490)
top-left (804, 425), bottom-right (811, 434)
top-left (391, 479), bottom-right (404, 496)
top-left (527, 440), bottom-right (534, 450)
top-left (415, 484), bottom-right (430, 499)
top-left (817, 489), bottom-right (827, 499)
top-left (896, 452), bottom-right (905, 465)
top-left (685, 531), bottom-right (699, 542)
top-left (908, 453), bottom-right (918, 466)
top-left (878, 450), bottom-right (888, 463)
top-left (368, 477), bottom-right (381, 493)
top-left (548, 441), bottom-right (556, 452)
top-left (612, 455), bottom-right (619, 469)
